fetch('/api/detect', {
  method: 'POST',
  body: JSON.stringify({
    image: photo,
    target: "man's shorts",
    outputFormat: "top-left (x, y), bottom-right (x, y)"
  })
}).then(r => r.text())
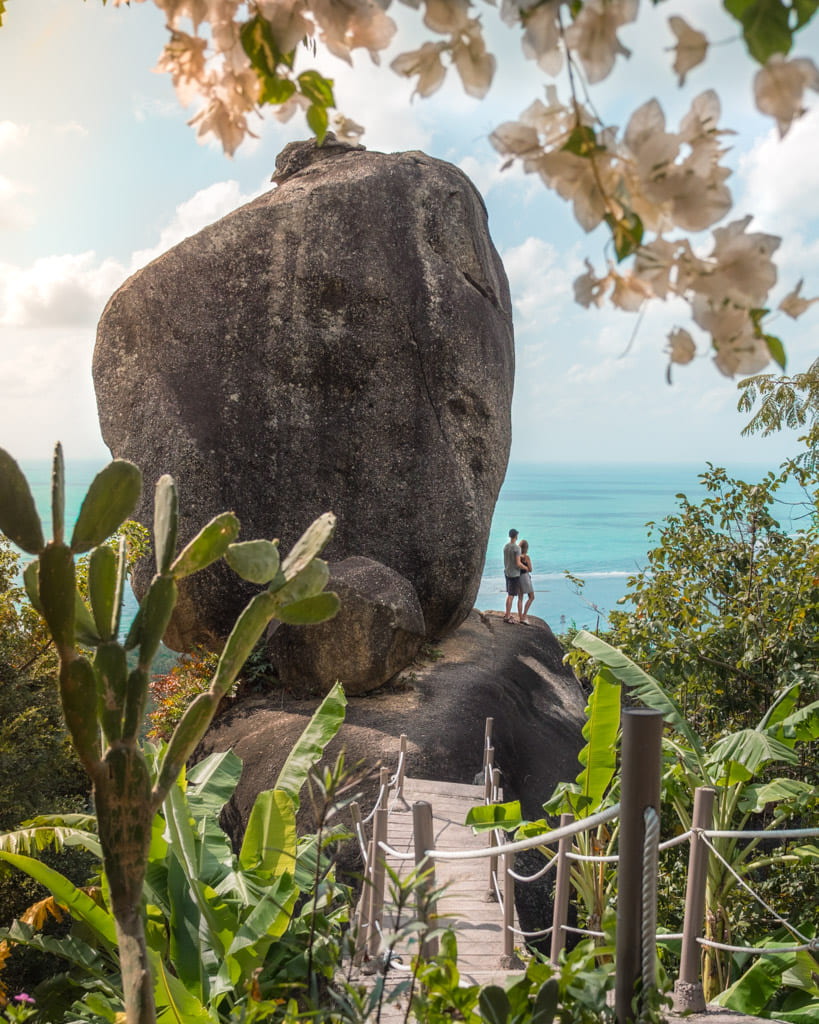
top-left (505, 574), bottom-right (521, 597)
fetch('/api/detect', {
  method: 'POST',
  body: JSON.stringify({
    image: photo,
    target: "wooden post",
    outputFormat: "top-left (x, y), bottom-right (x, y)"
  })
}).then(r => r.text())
top-left (550, 812), bottom-right (574, 965)
top-left (484, 717), bottom-right (494, 765)
top-left (483, 745), bottom-right (495, 802)
top-left (368, 768), bottom-right (390, 956)
top-left (351, 800), bottom-right (364, 856)
top-left (485, 747), bottom-right (496, 896)
top-left (673, 787), bottom-right (716, 1013)
top-left (396, 733), bottom-right (408, 803)
top-left (412, 800), bottom-right (439, 960)
top-left (615, 709), bottom-right (663, 1024)
top-left (354, 837), bottom-right (374, 964)
top-left (502, 850), bottom-right (515, 959)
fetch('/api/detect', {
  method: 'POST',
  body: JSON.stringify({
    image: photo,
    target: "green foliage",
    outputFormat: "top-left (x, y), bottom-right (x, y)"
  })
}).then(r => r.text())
top-left (0, 445), bottom-right (340, 1024)
top-left (723, 0), bottom-right (818, 63)
top-left (712, 925), bottom-right (819, 1021)
top-left (738, 356), bottom-right (819, 468)
top-left (147, 648), bottom-right (220, 742)
top-left (275, 683), bottom-right (347, 812)
top-left (580, 461), bottom-right (819, 737)
top-left (571, 633), bottom-right (819, 1002)
top-left (411, 933), bottom-right (641, 1024)
top-left (0, 720), bottom-right (352, 1022)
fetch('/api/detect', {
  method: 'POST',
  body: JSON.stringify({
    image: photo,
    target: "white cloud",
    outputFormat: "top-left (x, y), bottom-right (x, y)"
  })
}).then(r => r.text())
top-left (0, 179), bottom-right (262, 331)
top-left (133, 94), bottom-right (182, 123)
top-left (55, 121), bottom-right (90, 137)
top-left (0, 120), bottom-right (29, 149)
top-left (130, 179), bottom-right (265, 270)
top-left (0, 252), bottom-right (128, 328)
top-left (502, 236), bottom-right (579, 330)
top-left (738, 104), bottom-right (819, 233)
top-left (0, 326), bottom-right (108, 459)
top-left (0, 176), bottom-right (35, 231)
top-left (457, 153), bottom-right (540, 204)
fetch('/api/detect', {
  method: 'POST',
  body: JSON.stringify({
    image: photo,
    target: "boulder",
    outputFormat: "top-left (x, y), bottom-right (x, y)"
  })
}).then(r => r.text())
top-left (93, 138), bottom-right (514, 651)
top-left (267, 556), bottom-right (425, 696)
top-left (197, 611), bottom-right (587, 938)
top-left (199, 611), bottom-right (586, 939)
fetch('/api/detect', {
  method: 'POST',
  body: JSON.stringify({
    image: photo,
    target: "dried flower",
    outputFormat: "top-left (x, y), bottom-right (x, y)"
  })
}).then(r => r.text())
top-left (668, 16), bottom-right (707, 86)
top-left (779, 279), bottom-right (819, 319)
top-left (754, 55), bottom-right (819, 137)
top-left (391, 41), bottom-right (448, 98)
top-left (564, 0), bottom-right (638, 84)
top-left (451, 20), bottom-right (496, 99)
top-left (667, 327), bottom-right (696, 364)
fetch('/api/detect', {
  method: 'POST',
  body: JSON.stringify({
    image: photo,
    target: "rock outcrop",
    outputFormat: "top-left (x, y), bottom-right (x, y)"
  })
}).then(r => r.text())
top-left (94, 138), bottom-right (514, 651)
top-left (198, 610), bottom-right (585, 850)
top-left (267, 556), bottom-right (425, 696)
top-left (197, 611), bottom-right (586, 939)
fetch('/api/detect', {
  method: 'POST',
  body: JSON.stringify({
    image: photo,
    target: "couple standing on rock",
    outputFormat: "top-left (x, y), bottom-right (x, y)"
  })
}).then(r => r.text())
top-left (503, 528), bottom-right (535, 624)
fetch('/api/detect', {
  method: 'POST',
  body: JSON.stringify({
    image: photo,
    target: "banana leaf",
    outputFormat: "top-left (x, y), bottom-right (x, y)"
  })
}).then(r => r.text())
top-left (573, 666), bottom-right (621, 814)
top-left (572, 631), bottom-right (705, 763)
top-left (239, 789), bottom-right (297, 876)
top-left (708, 729), bottom-right (798, 784)
top-left (0, 851), bottom-right (116, 948)
top-left (0, 816), bottom-right (101, 859)
top-left (274, 680), bottom-right (347, 811)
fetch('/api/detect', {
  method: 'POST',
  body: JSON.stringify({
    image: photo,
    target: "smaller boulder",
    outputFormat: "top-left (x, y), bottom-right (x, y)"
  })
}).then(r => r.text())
top-left (267, 557), bottom-right (425, 696)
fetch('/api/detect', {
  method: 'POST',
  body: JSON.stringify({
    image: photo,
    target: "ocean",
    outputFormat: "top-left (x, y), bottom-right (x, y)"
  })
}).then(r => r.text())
top-left (477, 461), bottom-right (808, 632)
top-left (17, 457), bottom-right (807, 637)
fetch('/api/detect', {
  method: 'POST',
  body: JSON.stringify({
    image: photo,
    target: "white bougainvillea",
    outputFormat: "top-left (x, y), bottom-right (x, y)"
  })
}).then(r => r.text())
top-left (91, 0), bottom-right (819, 379)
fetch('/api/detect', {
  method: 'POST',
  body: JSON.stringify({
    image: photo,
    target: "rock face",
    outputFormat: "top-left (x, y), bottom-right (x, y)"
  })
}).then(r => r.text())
top-left (267, 556), bottom-right (425, 696)
top-left (198, 610), bottom-right (585, 855)
top-left (94, 138), bottom-right (514, 651)
top-left (196, 611), bottom-right (587, 939)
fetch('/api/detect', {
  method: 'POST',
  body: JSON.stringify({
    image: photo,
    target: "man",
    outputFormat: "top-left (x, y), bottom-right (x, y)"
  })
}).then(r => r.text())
top-left (503, 528), bottom-right (525, 623)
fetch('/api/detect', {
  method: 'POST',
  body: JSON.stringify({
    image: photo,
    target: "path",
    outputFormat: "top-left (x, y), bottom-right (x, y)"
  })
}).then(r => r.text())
top-left (379, 775), bottom-right (523, 986)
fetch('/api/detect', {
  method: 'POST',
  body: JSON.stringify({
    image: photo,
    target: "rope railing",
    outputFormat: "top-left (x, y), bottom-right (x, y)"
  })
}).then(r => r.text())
top-left (698, 831), bottom-right (819, 949)
top-left (508, 854), bottom-right (558, 882)
top-left (355, 713), bottom-right (818, 1024)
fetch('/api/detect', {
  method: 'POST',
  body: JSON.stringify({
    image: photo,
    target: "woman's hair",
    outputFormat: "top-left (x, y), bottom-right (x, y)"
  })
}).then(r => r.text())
top-left (520, 539), bottom-right (529, 553)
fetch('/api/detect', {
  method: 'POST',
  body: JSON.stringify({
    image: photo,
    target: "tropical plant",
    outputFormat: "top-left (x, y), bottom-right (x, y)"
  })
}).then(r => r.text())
top-left (578, 460), bottom-right (819, 738)
top-left (0, 444), bottom-right (340, 1024)
top-left (711, 925), bottom-right (819, 1024)
top-left (0, 683), bottom-right (350, 1022)
top-left (409, 929), bottom-right (642, 1024)
top-left (471, 630), bottom-right (817, 1006)
top-left (571, 632), bottom-right (819, 1003)
top-left (738, 355), bottom-right (819, 470)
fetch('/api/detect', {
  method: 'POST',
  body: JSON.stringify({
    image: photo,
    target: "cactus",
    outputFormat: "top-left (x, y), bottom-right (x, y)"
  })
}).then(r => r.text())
top-left (0, 444), bottom-right (340, 1024)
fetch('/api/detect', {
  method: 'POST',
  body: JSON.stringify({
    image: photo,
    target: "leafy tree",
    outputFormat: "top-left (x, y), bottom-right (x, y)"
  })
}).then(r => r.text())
top-left (738, 355), bottom-right (819, 469)
top-left (4, 0), bottom-right (815, 379)
top-left (590, 461), bottom-right (819, 738)
top-left (569, 633), bottom-right (818, 1003)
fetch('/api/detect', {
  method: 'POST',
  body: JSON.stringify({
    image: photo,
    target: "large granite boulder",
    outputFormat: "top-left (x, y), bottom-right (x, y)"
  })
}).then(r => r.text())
top-left (267, 556), bottom-right (425, 696)
top-left (94, 137), bottom-right (514, 651)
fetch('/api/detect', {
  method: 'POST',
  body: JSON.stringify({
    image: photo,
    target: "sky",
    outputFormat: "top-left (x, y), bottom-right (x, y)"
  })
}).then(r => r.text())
top-left (0, 0), bottom-right (817, 469)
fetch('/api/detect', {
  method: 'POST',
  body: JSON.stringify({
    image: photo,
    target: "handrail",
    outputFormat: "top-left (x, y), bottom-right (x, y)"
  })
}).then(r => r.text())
top-left (357, 714), bottom-right (818, 1024)
top-left (423, 804), bottom-right (621, 861)
top-left (703, 826), bottom-right (819, 839)
top-left (376, 804), bottom-right (620, 863)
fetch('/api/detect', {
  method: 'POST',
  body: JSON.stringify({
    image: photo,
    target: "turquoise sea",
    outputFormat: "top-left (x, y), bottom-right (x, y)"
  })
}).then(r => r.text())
top-left (19, 457), bottom-right (808, 636)
top-left (477, 461), bottom-right (809, 632)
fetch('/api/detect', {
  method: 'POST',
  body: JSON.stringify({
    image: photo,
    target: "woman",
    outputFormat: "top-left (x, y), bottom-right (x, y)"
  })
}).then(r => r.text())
top-left (518, 539), bottom-right (535, 624)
